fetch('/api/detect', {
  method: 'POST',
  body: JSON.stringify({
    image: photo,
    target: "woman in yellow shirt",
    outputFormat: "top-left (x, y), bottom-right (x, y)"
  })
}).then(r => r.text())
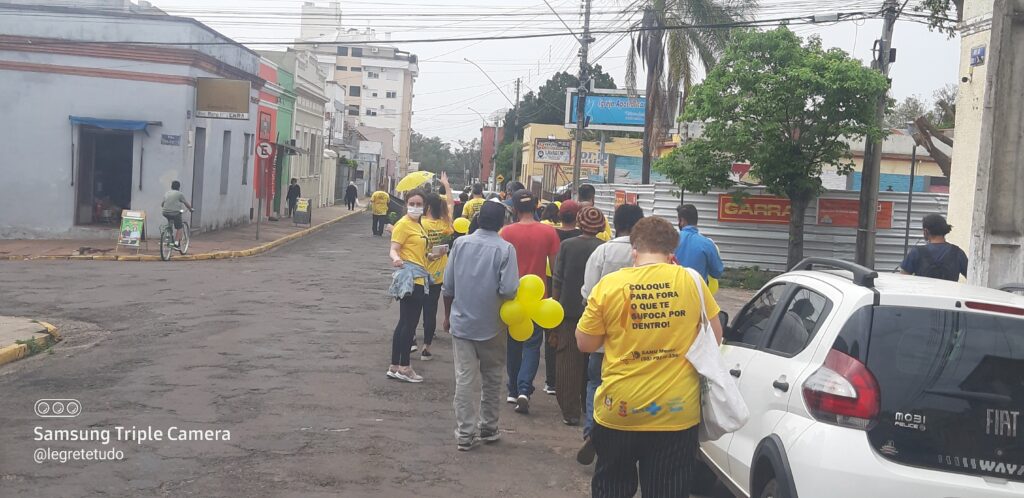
top-left (388, 189), bottom-right (430, 383)
top-left (416, 174), bottom-right (455, 361)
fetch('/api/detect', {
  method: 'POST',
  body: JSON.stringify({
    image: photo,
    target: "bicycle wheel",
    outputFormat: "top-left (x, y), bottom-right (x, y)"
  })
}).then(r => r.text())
top-left (160, 228), bottom-right (172, 261)
top-left (179, 223), bottom-right (191, 254)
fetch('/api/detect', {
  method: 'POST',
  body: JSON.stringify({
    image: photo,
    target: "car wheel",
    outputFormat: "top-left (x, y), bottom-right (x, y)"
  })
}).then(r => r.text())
top-left (690, 459), bottom-right (718, 494)
top-left (759, 478), bottom-right (779, 498)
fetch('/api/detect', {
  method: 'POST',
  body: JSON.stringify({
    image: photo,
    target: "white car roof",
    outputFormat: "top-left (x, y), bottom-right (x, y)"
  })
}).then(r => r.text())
top-left (784, 270), bottom-right (1024, 309)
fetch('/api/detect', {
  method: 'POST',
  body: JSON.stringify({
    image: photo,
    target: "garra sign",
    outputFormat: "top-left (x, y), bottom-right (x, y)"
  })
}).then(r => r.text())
top-left (718, 195), bottom-right (791, 224)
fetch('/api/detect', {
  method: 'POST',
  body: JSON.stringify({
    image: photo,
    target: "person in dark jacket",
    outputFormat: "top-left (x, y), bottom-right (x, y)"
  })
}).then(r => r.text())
top-left (551, 206), bottom-right (606, 426)
top-left (286, 178), bottom-right (301, 217)
top-left (344, 182), bottom-right (359, 211)
top-left (900, 214), bottom-right (968, 281)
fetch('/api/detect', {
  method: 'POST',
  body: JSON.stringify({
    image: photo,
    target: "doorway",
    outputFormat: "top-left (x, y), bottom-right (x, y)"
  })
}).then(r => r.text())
top-left (76, 127), bottom-right (134, 225)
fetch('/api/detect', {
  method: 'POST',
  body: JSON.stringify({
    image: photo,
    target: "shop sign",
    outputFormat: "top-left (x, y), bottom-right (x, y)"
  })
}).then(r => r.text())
top-left (818, 198), bottom-right (893, 229)
top-left (718, 195), bottom-right (791, 224)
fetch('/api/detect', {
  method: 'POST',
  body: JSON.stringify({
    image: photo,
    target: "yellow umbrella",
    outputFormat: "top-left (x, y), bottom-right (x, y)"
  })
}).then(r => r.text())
top-left (395, 171), bottom-right (434, 192)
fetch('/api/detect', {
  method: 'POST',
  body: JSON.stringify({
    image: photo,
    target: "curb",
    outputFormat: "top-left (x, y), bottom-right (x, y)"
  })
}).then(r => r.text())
top-left (0, 321), bottom-right (61, 368)
top-left (2, 210), bottom-right (363, 263)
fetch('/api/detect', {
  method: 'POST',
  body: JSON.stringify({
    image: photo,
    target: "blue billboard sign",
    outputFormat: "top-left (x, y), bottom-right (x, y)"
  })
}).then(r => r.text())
top-left (567, 94), bottom-right (647, 130)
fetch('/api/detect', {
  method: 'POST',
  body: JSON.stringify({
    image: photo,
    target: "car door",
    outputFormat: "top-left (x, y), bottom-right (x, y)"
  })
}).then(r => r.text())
top-left (728, 279), bottom-right (842, 493)
top-left (706, 282), bottom-right (792, 482)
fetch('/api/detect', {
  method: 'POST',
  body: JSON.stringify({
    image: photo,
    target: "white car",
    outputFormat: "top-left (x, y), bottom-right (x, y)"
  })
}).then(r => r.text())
top-left (698, 258), bottom-right (1024, 498)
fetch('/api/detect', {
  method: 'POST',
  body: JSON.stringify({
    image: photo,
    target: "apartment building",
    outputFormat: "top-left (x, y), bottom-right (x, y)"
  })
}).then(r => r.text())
top-left (298, 2), bottom-right (418, 181)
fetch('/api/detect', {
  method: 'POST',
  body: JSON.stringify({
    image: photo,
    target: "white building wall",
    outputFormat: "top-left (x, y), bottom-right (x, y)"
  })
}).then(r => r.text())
top-left (0, 6), bottom-right (260, 238)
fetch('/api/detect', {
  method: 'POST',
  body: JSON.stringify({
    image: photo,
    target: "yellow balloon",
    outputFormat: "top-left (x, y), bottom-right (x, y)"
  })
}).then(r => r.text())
top-left (708, 277), bottom-right (720, 295)
top-left (532, 298), bottom-right (565, 329)
top-left (517, 274), bottom-right (545, 303)
top-left (508, 318), bottom-right (534, 341)
top-left (499, 300), bottom-right (526, 326)
top-left (453, 217), bottom-right (470, 234)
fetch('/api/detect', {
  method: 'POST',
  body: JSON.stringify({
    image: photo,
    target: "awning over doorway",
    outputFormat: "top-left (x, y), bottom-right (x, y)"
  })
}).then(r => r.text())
top-left (69, 116), bottom-right (161, 134)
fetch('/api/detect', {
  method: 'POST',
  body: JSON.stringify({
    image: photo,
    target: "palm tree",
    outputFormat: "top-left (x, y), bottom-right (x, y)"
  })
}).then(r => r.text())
top-left (625, 0), bottom-right (756, 182)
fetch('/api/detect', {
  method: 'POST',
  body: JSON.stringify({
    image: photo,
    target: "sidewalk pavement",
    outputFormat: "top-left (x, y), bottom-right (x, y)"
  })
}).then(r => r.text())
top-left (0, 203), bottom-right (367, 261)
top-left (0, 317), bottom-right (60, 367)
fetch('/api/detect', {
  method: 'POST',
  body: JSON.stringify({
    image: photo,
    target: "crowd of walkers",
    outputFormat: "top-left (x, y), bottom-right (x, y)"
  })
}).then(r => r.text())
top-left (376, 175), bottom-right (969, 497)
top-left (381, 177), bottom-right (730, 497)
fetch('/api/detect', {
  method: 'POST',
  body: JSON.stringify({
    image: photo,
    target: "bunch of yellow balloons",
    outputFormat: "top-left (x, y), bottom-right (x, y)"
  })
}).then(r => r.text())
top-left (453, 217), bottom-right (470, 234)
top-left (500, 275), bottom-right (565, 341)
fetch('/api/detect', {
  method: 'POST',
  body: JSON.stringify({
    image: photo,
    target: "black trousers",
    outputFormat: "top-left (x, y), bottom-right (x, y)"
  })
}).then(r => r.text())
top-left (372, 214), bottom-right (387, 236)
top-left (346, 199), bottom-right (356, 210)
top-left (391, 284), bottom-right (425, 366)
top-left (592, 424), bottom-right (699, 498)
top-left (420, 283), bottom-right (442, 346)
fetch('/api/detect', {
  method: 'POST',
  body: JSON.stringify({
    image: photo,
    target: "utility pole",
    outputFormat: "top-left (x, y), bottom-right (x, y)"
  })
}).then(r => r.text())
top-left (571, 0), bottom-right (593, 196)
top-left (512, 77), bottom-right (521, 182)
top-left (855, 0), bottom-right (898, 268)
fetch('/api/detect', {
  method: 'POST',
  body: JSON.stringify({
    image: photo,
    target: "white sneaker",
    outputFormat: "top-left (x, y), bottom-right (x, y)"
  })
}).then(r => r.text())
top-left (394, 369), bottom-right (423, 383)
top-left (506, 396), bottom-right (517, 404)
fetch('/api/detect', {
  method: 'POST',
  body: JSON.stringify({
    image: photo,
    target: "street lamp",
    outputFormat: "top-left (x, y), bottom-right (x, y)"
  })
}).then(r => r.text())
top-left (465, 58), bottom-right (519, 182)
top-left (468, 107), bottom-right (486, 185)
top-left (903, 122), bottom-right (919, 258)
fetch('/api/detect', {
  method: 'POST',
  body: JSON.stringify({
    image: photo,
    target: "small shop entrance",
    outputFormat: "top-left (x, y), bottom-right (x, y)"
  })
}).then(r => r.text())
top-left (76, 127), bottom-right (134, 225)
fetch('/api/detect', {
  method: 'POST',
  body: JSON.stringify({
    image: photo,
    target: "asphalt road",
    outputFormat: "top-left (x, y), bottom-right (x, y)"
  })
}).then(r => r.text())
top-left (0, 212), bottom-right (746, 497)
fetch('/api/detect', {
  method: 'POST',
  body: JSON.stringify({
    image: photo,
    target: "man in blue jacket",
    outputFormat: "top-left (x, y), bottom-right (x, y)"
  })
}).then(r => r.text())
top-left (674, 204), bottom-right (724, 282)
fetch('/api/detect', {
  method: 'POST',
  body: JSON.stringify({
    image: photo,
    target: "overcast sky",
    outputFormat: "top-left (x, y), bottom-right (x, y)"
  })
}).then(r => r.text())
top-left (158, 0), bottom-right (961, 144)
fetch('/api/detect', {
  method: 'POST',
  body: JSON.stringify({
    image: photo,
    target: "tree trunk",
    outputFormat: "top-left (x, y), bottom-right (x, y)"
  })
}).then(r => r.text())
top-left (787, 195), bottom-right (811, 270)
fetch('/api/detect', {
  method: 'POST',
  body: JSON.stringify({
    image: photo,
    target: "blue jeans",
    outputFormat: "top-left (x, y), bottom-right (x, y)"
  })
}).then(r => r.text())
top-left (584, 351), bottom-right (604, 439)
top-left (507, 324), bottom-right (543, 398)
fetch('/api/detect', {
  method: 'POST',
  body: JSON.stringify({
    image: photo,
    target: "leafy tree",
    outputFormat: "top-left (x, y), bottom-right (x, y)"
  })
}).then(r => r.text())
top-left (410, 131), bottom-right (452, 173)
top-left (931, 83), bottom-right (957, 128)
top-left (502, 66), bottom-right (616, 144)
top-left (655, 28), bottom-right (889, 268)
top-left (885, 96), bottom-right (931, 129)
top-left (626, 0), bottom-right (755, 181)
top-left (494, 140), bottom-right (523, 182)
top-left (916, 0), bottom-right (963, 37)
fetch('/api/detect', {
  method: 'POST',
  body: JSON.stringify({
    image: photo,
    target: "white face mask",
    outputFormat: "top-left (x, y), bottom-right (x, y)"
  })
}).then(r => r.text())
top-left (407, 206), bottom-right (424, 218)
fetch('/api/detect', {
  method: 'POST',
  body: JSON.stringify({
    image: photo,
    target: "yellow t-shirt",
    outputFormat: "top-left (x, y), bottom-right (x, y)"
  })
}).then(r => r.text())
top-left (597, 219), bottom-right (613, 241)
top-left (578, 263), bottom-right (720, 432)
top-left (371, 191), bottom-right (390, 215)
top-left (391, 216), bottom-right (429, 285)
top-left (421, 217), bottom-right (454, 285)
top-left (462, 197), bottom-right (485, 221)
top-left (541, 220), bottom-right (561, 277)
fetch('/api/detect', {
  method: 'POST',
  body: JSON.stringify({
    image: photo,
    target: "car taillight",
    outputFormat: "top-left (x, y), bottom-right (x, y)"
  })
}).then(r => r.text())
top-left (802, 349), bottom-right (880, 430)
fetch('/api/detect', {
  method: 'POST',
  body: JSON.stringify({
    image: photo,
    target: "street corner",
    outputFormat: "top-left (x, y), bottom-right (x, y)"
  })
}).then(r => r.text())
top-left (0, 317), bottom-right (61, 368)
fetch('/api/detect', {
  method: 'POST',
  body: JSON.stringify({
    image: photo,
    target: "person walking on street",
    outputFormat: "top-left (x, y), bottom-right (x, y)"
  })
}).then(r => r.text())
top-left (577, 204), bottom-right (644, 465)
top-left (576, 216), bottom-right (724, 498)
top-left (345, 181), bottom-right (359, 211)
top-left (500, 189), bottom-right (560, 414)
top-left (900, 213), bottom-right (968, 281)
top-left (443, 201), bottom-right (520, 451)
top-left (385, 189), bottom-right (430, 383)
top-left (415, 173), bottom-right (455, 360)
top-left (453, 192), bottom-right (469, 220)
top-left (461, 183), bottom-right (486, 223)
top-left (577, 184), bottom-right (613, 241)
top-left (161, 180), bottom-right (193, 247)
top-left (541, 199), bottom-right (582, 395)
top-left (552, 206), bottom-right (606, 426)
top-left (286, 178), bottom-right (301, 217)
top-left (675, 204), bottom-right (724, 283)
top-left (371, 187), bottom-right (390, 237)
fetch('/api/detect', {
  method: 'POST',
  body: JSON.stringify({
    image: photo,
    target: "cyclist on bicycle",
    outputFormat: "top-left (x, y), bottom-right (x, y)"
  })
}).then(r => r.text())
top-left (162, 181), bottom-right (193, 247)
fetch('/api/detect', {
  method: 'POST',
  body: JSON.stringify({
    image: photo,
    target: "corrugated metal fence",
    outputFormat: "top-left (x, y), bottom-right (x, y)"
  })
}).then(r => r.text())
top-left (594, 183), bottom-right (950, 272)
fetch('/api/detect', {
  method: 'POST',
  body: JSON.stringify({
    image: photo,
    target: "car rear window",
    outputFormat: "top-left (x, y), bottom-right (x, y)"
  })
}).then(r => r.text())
top-left (865, 306), bottom-right (1023, 482)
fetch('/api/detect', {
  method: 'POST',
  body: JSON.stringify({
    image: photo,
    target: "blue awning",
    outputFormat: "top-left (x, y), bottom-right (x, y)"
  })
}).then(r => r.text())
top-left (69, 116), bottom-right (160, 133)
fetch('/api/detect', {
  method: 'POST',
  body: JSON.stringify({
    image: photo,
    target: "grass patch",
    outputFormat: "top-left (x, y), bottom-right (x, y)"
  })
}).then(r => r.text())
top-left (719, 267), bottom-right (780, 290)
top-left (15, 337), bottom-right (52, 357)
